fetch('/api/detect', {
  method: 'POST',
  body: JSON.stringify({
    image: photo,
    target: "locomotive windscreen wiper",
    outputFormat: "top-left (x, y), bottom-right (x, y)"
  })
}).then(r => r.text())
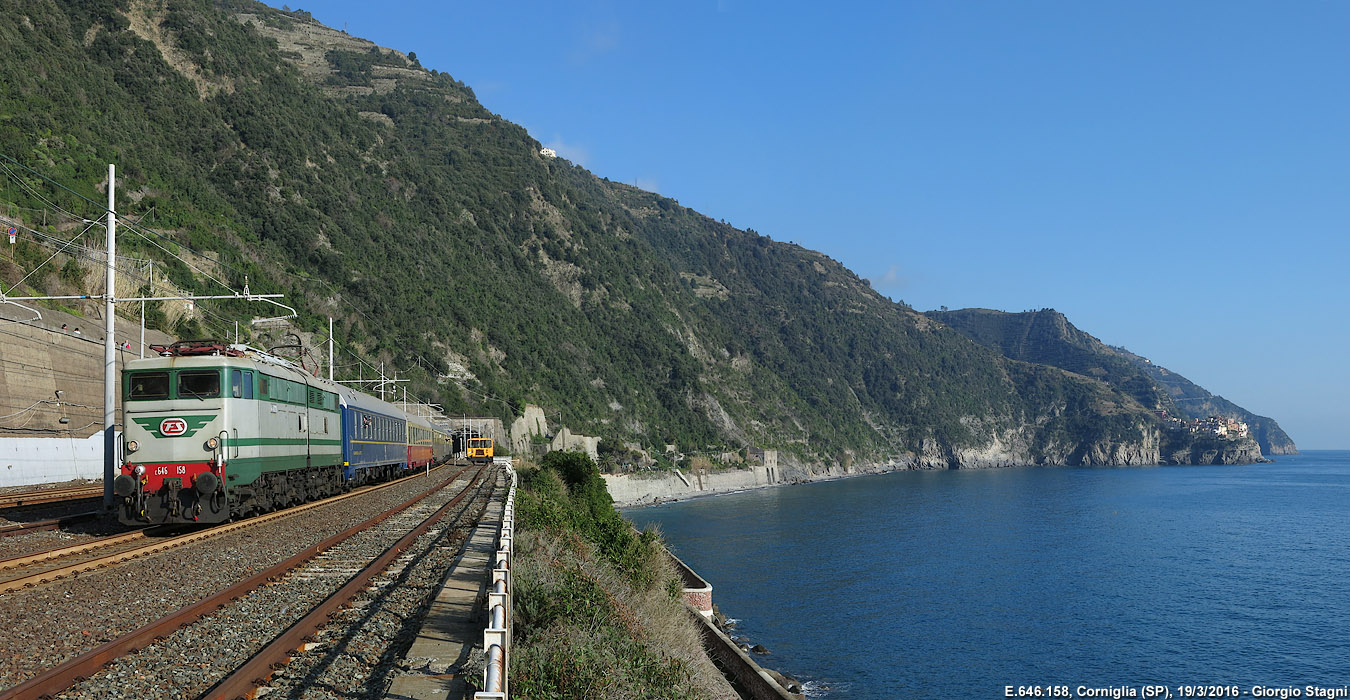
top-left (177, 371), bottom-right (221, 400)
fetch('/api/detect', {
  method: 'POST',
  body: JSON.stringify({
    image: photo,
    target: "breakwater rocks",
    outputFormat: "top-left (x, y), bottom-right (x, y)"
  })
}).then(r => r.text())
top-left (712, 605), bottom-right (807, 700)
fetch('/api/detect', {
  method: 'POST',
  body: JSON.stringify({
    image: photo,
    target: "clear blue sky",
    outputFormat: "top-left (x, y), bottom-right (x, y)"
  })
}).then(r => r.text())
top-left (292, 1), bottom-right (1348, 449)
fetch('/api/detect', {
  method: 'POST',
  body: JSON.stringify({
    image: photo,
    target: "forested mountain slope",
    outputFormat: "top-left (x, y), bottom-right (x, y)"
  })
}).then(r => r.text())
top-left (0, 0), bottom-right (1278, 468)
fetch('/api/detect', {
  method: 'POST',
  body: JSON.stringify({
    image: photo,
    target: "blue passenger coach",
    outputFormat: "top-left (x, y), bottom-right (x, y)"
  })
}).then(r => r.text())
top-left (337, 386), bottom-right (409, 483)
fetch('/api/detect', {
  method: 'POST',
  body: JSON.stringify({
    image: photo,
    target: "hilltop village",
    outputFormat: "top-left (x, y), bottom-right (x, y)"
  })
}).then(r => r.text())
top-left (1157, 412), bottom-right (1251, 439)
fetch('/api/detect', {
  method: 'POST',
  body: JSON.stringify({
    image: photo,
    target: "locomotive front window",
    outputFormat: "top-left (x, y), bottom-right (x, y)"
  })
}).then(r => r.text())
top-left (128, 372), bottom-right (170, 400)
top-left (178, 370), bottom-right (221, 399)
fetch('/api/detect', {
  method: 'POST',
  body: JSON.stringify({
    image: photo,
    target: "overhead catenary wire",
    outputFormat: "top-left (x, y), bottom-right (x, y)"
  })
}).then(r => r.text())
top-left (118, 219), bottom-right (235, 293)
top-left (0, 218), bottom-right (154, 288)
top-left (1, 218), bottom-right (104, 295)
top-left (0, 399), bottom-right (98, 421)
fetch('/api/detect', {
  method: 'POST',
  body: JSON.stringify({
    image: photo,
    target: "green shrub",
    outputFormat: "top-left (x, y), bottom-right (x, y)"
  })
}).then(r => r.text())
top-left (519, 451), bottom-right (662, 588)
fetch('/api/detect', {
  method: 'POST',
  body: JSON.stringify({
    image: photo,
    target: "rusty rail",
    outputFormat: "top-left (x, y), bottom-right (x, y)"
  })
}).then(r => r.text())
top-left (0, 466), bottom-right (451, 593)
top-left (0, 510), bottom-right (101, 537)
top-left (0, 485), bottom-right (102, 509)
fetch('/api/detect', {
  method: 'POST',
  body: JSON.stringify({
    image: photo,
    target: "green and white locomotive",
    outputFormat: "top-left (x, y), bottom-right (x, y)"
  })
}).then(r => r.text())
top-left (115, 341), bottom-right (348, 524)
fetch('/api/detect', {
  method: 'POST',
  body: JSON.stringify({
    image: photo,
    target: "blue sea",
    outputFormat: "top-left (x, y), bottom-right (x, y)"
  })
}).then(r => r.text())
top-left (624, 451), bottom-right (1350, 699)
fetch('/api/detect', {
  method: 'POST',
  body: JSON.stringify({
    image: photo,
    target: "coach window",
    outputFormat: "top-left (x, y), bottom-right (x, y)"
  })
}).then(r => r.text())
top-left (178, 370), bottom-right (221, 399)
top-left (231, 370), bottom-right (243, 398)
top-left (243, 371), bottom-right (254, 399)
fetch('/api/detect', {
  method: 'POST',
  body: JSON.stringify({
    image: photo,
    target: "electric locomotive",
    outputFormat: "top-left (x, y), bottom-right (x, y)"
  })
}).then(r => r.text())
top-left (113, 340), bottom-right (447, 525)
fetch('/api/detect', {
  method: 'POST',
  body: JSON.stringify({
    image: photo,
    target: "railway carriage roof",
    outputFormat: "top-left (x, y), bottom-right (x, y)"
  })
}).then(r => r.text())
top-left (127, 343), bottom-right (447, 436)
top-left (126, 353), bottom-right (319, 385)
top-left (332, 383), bottom-right (408, 419)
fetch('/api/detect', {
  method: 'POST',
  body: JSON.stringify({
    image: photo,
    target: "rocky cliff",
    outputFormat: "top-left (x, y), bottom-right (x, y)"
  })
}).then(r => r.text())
top-left (927, 308), bottom-right (1291, 465)
top-left (1162, 434), bottom-right (1268, 466)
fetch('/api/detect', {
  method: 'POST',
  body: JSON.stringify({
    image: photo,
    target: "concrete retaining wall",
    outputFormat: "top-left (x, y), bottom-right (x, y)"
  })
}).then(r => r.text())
top-left (0, 432), bottom-right (108, 487)
top-left (688, 607), bottom-right (797, 700)
top-left (603, 465), bottom-right (779, 507)
top-left (0, 304), bottom-right (175, 487)
top-left (662, 545), bottom-right (795, 699)
top-left (668, 549), bottom-right (713, 618)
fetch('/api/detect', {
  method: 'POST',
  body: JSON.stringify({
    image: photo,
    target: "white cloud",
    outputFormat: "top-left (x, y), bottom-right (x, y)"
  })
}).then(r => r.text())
top-left (570, 19), bottom-right (621, 65)
top-left (869, 264), bottom-right (907, 290)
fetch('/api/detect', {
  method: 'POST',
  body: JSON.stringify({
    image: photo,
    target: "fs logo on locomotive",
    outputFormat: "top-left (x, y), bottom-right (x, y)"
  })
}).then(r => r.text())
top-left (132, 415), bottom-right (214, 438)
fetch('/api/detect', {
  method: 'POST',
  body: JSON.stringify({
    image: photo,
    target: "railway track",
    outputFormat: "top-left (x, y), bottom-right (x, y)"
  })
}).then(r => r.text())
top-left (0, 485), bottom-right (102, 510)
top-left (0, 526), bottom-right (176, 593)
top-left (0, 510), bottom-right (102, 537)
top-left (0, 463), bottom-right (495, 700)
top-left (0, 466), bottom-right (458, 595)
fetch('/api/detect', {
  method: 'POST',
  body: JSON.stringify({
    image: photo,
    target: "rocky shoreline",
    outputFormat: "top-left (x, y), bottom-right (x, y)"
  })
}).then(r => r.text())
top-left (710, 603), bottom-right (808, 699)
top-left (607, 442), bottom-right (1273, 509)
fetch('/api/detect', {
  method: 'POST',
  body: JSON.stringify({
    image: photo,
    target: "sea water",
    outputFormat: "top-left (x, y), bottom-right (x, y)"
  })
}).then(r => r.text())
top-left (623, 451), bottom-right (1350, 699)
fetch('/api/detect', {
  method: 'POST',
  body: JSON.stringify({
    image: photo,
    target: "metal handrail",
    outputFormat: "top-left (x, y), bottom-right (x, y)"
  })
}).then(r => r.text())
top-left (474, 465), bottom-right (516, 699)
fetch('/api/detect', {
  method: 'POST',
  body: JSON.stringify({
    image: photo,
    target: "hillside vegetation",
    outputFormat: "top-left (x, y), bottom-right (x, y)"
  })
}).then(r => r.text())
top-left (0, 0), bottom-right (1284, 467)
top-left (513, 451), bottom-right (734, 698)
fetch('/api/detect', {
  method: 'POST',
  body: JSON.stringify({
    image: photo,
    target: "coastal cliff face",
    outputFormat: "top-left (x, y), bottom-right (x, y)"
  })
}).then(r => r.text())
top-left (779, 413), bottom-right (1260, 476)
top-left (1162, 435), bottom-right (1266, 465)
top-left (607, 424), bottom-right (1261, 508)
top-left (902, 423), bottom-right (1163, 469)
top-left (903, 415), bottom-right (1263, 469)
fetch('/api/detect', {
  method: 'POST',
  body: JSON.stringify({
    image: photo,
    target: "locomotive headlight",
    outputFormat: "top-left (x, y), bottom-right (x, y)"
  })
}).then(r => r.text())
top-left (126, 440), bottom-right (140, 453)
top-left (205, 437), bottom-right (220, 450)
top-left (133, 464), bottom-right (146, 477)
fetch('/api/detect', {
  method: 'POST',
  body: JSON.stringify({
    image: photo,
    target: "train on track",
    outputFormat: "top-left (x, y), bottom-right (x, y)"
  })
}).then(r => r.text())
top-left (112, 340), bottom-right (456, 525)
top-left (466, 437), bottom-right (494, 465)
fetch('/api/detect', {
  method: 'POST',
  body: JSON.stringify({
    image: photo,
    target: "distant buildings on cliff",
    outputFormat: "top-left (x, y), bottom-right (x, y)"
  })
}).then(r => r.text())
top-left (1154, 411), bottom-right (1250, 439)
